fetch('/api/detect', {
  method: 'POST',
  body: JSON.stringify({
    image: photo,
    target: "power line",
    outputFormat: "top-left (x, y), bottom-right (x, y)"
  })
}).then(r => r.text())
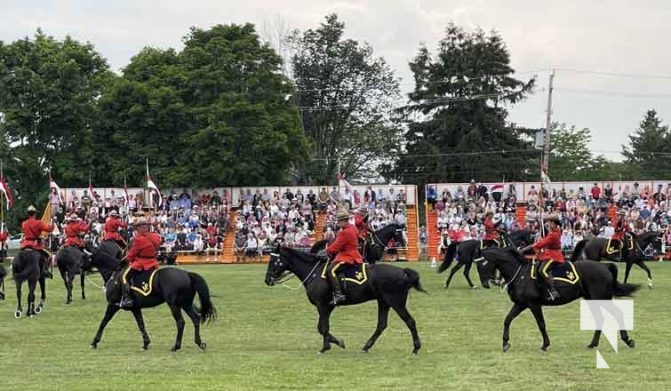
top-left (555, 87), bottom-right (671, 99)
top-left (555, 68), bottom-right (671, 80)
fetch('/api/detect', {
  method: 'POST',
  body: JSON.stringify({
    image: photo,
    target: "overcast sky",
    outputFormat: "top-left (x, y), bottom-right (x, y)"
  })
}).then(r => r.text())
top-left (2, 0), bottom-right (671, 164)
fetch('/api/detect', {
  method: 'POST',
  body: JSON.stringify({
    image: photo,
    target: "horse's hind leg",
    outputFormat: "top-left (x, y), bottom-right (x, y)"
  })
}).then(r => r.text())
top-left (635, 260), bottom-right (653, 288)
top-left (362, 300), bottom-right (390, 352)
top-left (27, 279), bottom-right (37, 317)
top-left (445, 263), bottom-right (463, 289)
top-left (80, 271), bottom-right (86, 300)
top-left (90, 303), bottom-right (121, 349)
top-left (184, 305), bottom-right (207, 350)
top-left (14, 280), bottom-right (23, 319)
top-left (169, 305), bottom-right (186, 352)
top-left (131, 308), bottom-right (151, 350)
top-left (35, 276), bottom-right (46, 314)
top-left (59, 268), bottom-right (71, 304)
top-left (529, 305), bottom-right (551, 351)
top-left (390, 296), bottom-right (421, 354)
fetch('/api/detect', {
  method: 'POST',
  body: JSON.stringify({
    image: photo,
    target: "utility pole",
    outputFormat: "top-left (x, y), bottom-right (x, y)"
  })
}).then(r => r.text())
top-left (542, 69), bottom-right (555, 175)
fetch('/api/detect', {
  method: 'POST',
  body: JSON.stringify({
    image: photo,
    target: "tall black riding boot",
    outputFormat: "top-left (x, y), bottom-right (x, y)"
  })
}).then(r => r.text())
top-left (544, 273), bottom-right (560, 301)
top-left (41, 252), bottom-right (53, 279)
top-left (327, 264), bottom-right (346, 306)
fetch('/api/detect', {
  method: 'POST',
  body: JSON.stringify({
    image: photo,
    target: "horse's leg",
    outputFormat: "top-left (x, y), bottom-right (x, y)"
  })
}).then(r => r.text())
top-left (169, 305), bottom-right (186, 352)
top-left (36, 275), bottom-right (46, 314)
top-left (183, 305), bottom-right (207, 350)
top-left (390, 299), bottom-right (421, 354)
top-left (463, 262), bottom-right (476, 288)
top-left (15, 279), bottom-right (23, 319)
top-left (502, 302), bottom-right (527, 352)
top-left (27, 279), bottom-right (37, 317)
top-left (445, 263), bottom-right (463, 289)
top-left (59, 269), bottom-right (71, 304)
top-left (131, 308), bottom-right (152, 350)
top-left (90, 303), bottom-right (121, 348)
top-left (635, 260), bottom-right (653, 288)
top-left (529, 304), bottom-right (551, 351)
top-left (362, 300), bottom-right (390, 352)
top-left (317, 305), bottom-right (337, 353)
top-left (623, 261), bottom-right (634, 284)
top-left (80, 271), bottom-right (86, 300)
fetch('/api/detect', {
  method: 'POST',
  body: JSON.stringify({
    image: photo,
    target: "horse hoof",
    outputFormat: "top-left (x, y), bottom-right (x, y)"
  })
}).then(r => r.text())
top-left (502, 343), bottom-right (511, 352)
top-left (471, 285), bottom-right (478, 289)
top-left (587, 344), bottom-right (596, 349)
top-left (627, 339), bottom-right (636, 348)
top-left (199, 342), bottom-right (207, 351)
top-left (14, 310), bottom-right (22, 319)
top-left (540, 346), bottom-right (550, 352)
top-left (35, 306), bottom-right (43, 315)
top-left (90, 342), bottom-right (97, 349)
top-left (336, 339), bottom-right (346, 349)
top-left (170, 346), bottom-right (180, 352)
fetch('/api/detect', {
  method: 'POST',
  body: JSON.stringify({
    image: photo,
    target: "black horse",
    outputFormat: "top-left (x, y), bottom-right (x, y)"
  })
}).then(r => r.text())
top-left (98, 239), bottom-right (124, 259)
top-left (476, 247), bottom-right (639, 352)
top-left (265, 245), bottom-right (426, 354)
top-left (437, 230), bottom-right (535, 289)
top-left (55, 245), bottom-right (92, 304)
top-left (309, 224), bottom-right (406, 265)
top-left (571, 231), bottom-right (661, 287)
top-left (11, 249), bottom-right (48, 318)
top-left (89, 251), bottom-right (216, 351)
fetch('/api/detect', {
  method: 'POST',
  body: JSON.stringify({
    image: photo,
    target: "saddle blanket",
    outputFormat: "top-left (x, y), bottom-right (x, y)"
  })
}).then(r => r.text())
top-left (122, 267), bottom-right (158, 296)
top-left (530, 259), bottom-right (580, 285)
top-left (320, 263), bottom-right (368, 285)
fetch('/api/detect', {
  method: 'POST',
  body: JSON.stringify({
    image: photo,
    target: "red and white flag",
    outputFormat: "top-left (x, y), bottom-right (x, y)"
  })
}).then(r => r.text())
top-left (0, 176), bottom-right (14, 210)
top-left (541, 169), bottom-right (552, 186)
top-left (491, 184), bottom-right (504, 194)
top-left (49, 176), bottom-right (65, 204)
top-left (337, 174), bottom-right (353, 193)
top-left (147, 175), bottom-right (163, 207)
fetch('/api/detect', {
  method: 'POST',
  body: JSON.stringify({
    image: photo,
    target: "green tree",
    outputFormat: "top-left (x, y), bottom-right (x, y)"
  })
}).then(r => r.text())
top-left (621, 110), bottom-right (671, 179)
top-left (0, 30), bottom-right (111, 227)
top-left (393, 24), bottom-right (537, 184)
top-left (287, 14), bottom-right (402, 184)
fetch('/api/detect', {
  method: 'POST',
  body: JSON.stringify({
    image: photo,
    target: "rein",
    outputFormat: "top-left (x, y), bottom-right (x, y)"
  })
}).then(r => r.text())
top-left (270, 252), bottom-right (324, 291)
top-left (502, 264), bottom-right (523, 294)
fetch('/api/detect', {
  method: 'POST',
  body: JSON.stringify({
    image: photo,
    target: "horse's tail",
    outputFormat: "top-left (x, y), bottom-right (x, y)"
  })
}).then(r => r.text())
top-left (189, 272), bottom-right (217, 324)
top-left (570, 239), bottom-right (588, 262)
top-left (606, 263), bottom-right (641, 297)
top-left (437, 242), bottom-right (458, 274)
top-left (403, 268), bottom-right (428, 293)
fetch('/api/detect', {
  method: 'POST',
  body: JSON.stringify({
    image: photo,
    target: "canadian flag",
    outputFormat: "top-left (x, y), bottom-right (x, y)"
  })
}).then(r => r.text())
top-left (147, 175), bottom-right (163, 206)
top-left (337, 174), bottom-right (353, 193)
top-left (491, 184), bottom-right (504, 194)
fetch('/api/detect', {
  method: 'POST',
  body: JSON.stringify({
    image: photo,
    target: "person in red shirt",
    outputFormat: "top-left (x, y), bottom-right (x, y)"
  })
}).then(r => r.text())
top-left (323, 210), bottom-right (363, 305)
top-left (612, 210), bottom-right (630, 254)
top-left (482, 211), bottom-right (503, 248)
top-left (0, 224), bottom-right (8, 260)
top-left (103, 211), bottom-right (128, 252)
top-left (522, 213), bottom-right (563, 301)
top-left (119, 218), bottom-right (162, 308)
top-left (63, 215), bottom-right (89, 250)
top-left (20, 205), bottom-right (55, 278)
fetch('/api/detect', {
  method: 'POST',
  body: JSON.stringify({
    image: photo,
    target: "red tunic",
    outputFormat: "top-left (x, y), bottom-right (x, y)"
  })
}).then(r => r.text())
top-left (64, 221), bottom-right (89, 248)
top-left (354, 214), bottom-right (368, 239)
top-left (612, 218), bottom-right (630, 241)
top-left (20, 217), bottom-right (54, 251)
top-left (103, 217), bottom-right (127, 242)
top-left (0, 231), bottom-right (7, 243)
top-left (326, 224), bottom-right (363, 265)
top-left (532, 227), bottom-right (564, 263)
top-left (127, 232), bottom-right (162, 271)
top-left (484, 217), bottom-right (499, 241)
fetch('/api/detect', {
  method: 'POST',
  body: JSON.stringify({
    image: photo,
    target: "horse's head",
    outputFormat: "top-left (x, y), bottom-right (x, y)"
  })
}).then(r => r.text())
top-left (90, 249), bottom-right (123, 283)
top-left (476, 247), bottom-right (522, 289)
top-left (265, 245), bottom-right (290, 286)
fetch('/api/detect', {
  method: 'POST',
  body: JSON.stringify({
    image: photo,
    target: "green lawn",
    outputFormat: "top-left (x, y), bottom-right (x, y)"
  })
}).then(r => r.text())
top-left (1, 260), bottom-right (669, 391)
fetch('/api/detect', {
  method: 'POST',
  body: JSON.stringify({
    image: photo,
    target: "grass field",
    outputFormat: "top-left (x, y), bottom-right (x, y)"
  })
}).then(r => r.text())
top-left (1, 260), bottom-right (670, 391)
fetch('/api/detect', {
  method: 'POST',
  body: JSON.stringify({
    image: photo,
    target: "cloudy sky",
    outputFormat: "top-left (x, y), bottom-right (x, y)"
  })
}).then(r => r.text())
top-left (2, 0), bottom-right (670, 163)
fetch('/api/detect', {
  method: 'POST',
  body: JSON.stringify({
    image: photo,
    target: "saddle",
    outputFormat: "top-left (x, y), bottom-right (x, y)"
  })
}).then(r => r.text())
top-left (122, 267), bottom-right (158, 296)
top-left (530, 259), bottom-right (580, 285)
top-left (320, 263), bottom-right (368, 291)
top-left (606, 236), bottom-right (634, 256)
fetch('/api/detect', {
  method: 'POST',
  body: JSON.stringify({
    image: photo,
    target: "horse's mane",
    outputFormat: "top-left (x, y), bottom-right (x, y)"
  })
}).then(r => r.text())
top-left (280, 246), bottom-right (320, 264)
top-left (91, 250), bottom-right (122, 271)
top-left (482, 247), bottom-right (526, 265)
top-left (309, 239), bottom-right (329, 254)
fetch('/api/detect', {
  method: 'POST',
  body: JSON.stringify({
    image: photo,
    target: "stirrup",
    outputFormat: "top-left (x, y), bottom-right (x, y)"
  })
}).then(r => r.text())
top-left (546, 289), bottom-right (559, 301)
top-left (330, 293), bottom-right (346, 306)
top-left (119, 298), bottom-right (134, 308)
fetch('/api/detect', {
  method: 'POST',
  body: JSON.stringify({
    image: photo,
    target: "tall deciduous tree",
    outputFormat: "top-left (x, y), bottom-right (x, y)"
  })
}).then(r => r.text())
top-left (288, 14), bottom-right (402, 184)
top-left (621, 110), bottom-right (671, 179)
top-left (393, 24), bottom-right (537, 184)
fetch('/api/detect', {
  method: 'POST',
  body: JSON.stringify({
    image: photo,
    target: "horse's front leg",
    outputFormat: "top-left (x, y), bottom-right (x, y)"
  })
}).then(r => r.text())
top-left (529, 304), bottom-right (551, 351)
top-left (317, 304), bottom-right (340, 353)
top-left (131, 308), bottom-right (152, 350)
top-left (90, 303), bottom-right (121, 349)
top-left (502, 302), bottom-right (527, 352)
top-left (463, 262), bottom-right (476, 288)
top-left (80, 271), bottom-right (86, 299)
top-left (635, 260), bottom-right (653, 288)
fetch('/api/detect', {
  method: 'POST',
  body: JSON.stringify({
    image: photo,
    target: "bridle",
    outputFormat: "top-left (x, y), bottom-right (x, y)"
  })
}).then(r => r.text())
top-left (269, 252), bottom-right (324, 289)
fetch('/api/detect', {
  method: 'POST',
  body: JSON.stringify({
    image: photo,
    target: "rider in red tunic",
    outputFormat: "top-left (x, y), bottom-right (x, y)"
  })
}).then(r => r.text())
top-left (63, 215), bottom-right (89, 250)
top-left (523, 213), bottom-right (563, 301)
top-left (483, 211), bottom-right (502, 248)
top-left (20, 205), bottom-right (55, 278)
top-left (103, 211), bottom-right (128, 251)
top-left (0, 225), bottom-right (8, 257)
top-left (119, 218), bottom-right (162, 308)
top-left (612, 210), bottom-right (630, 253)
top-left (325, 210), bottom-right (364, 305)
